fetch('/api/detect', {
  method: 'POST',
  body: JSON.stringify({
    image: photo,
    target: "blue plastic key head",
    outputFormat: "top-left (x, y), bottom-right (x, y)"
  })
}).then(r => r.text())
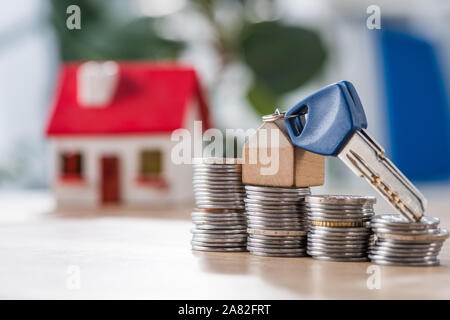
top-left (284, 80), bottom-right (368, 156)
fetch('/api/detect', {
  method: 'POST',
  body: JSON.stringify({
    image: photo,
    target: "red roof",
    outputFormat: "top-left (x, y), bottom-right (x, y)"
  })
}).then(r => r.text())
top-left (46, 62), bottom-right (211, 136)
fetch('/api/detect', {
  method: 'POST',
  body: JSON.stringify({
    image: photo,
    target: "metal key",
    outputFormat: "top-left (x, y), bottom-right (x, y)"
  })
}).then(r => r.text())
top-left (284, 81), bottom-right (426, 222)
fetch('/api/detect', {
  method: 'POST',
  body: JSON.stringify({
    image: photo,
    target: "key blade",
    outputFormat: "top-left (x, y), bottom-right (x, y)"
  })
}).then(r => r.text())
top-left (337, 129), bottom-right (427, 222)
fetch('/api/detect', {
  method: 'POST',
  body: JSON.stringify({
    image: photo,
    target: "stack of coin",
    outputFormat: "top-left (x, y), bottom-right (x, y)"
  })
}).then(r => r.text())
top-left (190, 158), bottom-right (247, 252)
top-left (369, 214), bottom-right (449, 266)
top-left (192, 158), bottom-right (245, 210)
top-left (245, 185), bottom-right (310, 257)
top-left (305, 195), bottom-right (376, 262)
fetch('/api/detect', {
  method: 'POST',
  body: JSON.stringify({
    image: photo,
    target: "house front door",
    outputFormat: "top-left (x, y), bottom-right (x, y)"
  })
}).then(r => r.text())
top-left (100, 156), bottom-right (120, 205)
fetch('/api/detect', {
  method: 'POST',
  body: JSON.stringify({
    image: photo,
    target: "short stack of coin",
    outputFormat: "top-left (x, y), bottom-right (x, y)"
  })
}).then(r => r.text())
top-left (245, 185), bottom-right (310, 257)
top-left (369, 214), bottom-right (449, 266)
top-left (190, 158), bottom-right (247, 252)
top-left (305, 195), bottom-right (376, 262)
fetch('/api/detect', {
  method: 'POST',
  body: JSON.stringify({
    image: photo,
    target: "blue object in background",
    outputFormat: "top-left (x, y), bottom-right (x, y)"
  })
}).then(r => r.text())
top-left (379, 28), bottom-right (450, 181)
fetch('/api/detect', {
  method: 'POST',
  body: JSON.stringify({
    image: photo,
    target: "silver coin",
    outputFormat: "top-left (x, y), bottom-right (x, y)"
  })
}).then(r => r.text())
top-left (192, 164), bottom-right (242, 170)
top-left (196, 198), bottom-right (244, 203)
top-left (247, 221), bottom-right (306, 228)
top-left (248, 236), bottom-right (305, 244)
top-left (197, 205), bottom-right (245, 210)
top-left (247, 216), bottom-right (305, 223)
top-left (307, 212), bottom-right (374, 219)
top-left (193, 180), bottom-right (242, 185)
top-left (304, 203), bottom-right (374, 209)
top-left (192, 211), bottom-right (245, 218)
top-left (195, 198), bottom-right (245, 204)
top-left (309, 232), bottom-right (370, 239)
top-left (307, 250), bottom-right (367, 257)
top-left (245, 202), bottom-right (300, 210)
top-left (193, 175), bottom-right (242, 180)
top-left (307, 246), bottom-right (367, 254)
top-left (248, 251), bottom-right (308, 257)
top-left (193, 179), bottom-right (243, 185)
top-left (247, 241), bottom-right (305, 251)
top-left (251, 219), bottom-right (307, 225)
top-left (194, 189), bottom-right (245, 194)
top-left (245, 191), bottom-right (309, 200)
top-left (371, 227), bottom-right (440, 236)
top-left (192, 220), bottom-right (246, 227)
top-left (192, 238), bottom-right (247, 245)
top-left (193, 167), bottom-right (241, 171)
top-left (371, 239), bottom-right (443, 249)
top-left (310, 256), bottom-right (369, 262)
top-left (191, 240), bottom-right (247, 247)
top-left (370, 245), bottom-right (442, 254)
top-left (308, 225), bottom-right (371, 233)
top-left (306, 195), bottom-right (376, 205)
top-left (308, 233), bottom-right (370, 242)
top-left (370, 220), bottom-right (439, 233)
top-left (193, 234), bottom-right (247, 240)
top-left (191, 245), bottom-right (247, 252)
top-left (245, 208), bottom-right (301, 215)
top-left (369, 258), bottom-right (440, 266)
top-left (370, 243), bottom-right (442, 251)
top-left (195, 198), bottom-right (245, 205)
top-left (304, 204), bottom-right (375, 212)
top-left (194, 191), bottom-right (245, 197)
top-left (308, 240), bottom-right (369, 248)
top-left (371, 214), bottom-right (440, 229)
top-left (192, 219), bottom-right (246, 226)
top-left (191, 228), bottom-right (247, 235)
top-left (249, 234), bottom-right (307, 241)
top-left (248, 238), bottom-right (305, 246)
top-left (307, 241), bottom-right (368, 249)
top-left (246, 191), bottom-right (306, 198)
top-left (245, 185), bottom-right (310, 194)
top-left (247, 228), bottom-right (307, 236)
top-left (307, 216), bottom-right (369, 223)
top-left (247, 246), bottom-right (307, 254)
top-left (369, 250), bottom-right (440, 258)
top-left (195, 187), bottom-right (244, 193)
top-left (244, 198), bottom-right (301, 206)
top-left (246, 212), bottom-right (303, 219)
top-left (368, 254), bottom-right (438, 263)
top-left (193, 169), bottom-right (241, 174)
top-left (247, 225), bottom-right (305, 231)
top-left (307, 209), bottom-right (374, 215)
top-left (375, 229), bottom-right (449, 242)
top-left (193, 178), bottom-right (243, 184)
top-left (193, 157), bottom-right (242, 164)
top-left (247, 223), bottom-right (306, 230)
top-left (193, 224), bottom-right (247, 230)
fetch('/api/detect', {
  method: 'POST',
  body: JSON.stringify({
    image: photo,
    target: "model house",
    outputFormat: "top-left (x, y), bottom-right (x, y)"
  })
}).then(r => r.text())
top-left (242, 113), bottom-right (324, 187)
top-left (46, 61), bottom-right (210, 207)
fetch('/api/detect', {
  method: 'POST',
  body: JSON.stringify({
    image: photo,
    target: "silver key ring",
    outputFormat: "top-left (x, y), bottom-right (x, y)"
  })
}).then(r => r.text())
top-left (262, 108), bottom-right (305, 122)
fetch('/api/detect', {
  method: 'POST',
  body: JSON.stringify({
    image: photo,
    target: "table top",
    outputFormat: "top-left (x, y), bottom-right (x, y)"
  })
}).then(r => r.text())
top-left (0, 190), bottom-right (449, 299)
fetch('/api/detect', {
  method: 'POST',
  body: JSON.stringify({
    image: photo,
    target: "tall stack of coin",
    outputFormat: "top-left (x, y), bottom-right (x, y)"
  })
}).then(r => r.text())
top-left (190, 158), bottom-right (247, 252)
top-left (369, 214), bottom-right (449, 266)
top-left (304, 195), bottom-right (375, 261)
top-left (245, 185), bottom-right (310, 257)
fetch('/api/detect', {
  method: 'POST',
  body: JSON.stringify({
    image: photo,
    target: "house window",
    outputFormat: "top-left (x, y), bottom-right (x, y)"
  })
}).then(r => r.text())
top-left (140, 150), bottom-right (162, 178)
top-left (61, 152), bottom-right (83, 180)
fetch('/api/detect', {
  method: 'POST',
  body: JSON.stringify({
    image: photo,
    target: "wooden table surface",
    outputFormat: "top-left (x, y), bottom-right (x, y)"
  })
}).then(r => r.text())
top-left (0, 190), bottom-right (449, 299)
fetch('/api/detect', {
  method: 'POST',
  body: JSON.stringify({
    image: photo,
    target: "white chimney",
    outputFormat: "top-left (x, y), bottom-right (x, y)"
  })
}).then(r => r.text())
top-left (77, 61), bottom-right (119, 107)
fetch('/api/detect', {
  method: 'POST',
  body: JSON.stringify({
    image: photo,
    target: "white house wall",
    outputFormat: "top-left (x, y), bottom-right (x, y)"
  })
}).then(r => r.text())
top-left (50, 135), bottom-right (194, 208)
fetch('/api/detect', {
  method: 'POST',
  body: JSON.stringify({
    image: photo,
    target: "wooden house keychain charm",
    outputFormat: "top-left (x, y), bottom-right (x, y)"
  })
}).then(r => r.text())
top-left (242, 109), bottom-right (325, 187)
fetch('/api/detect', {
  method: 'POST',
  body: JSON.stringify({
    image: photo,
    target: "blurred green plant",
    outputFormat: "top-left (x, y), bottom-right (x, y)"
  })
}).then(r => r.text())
top-left (50, 0), bottom-right (183, 60)
top-left (49, 0), bottom-right (327, 116)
